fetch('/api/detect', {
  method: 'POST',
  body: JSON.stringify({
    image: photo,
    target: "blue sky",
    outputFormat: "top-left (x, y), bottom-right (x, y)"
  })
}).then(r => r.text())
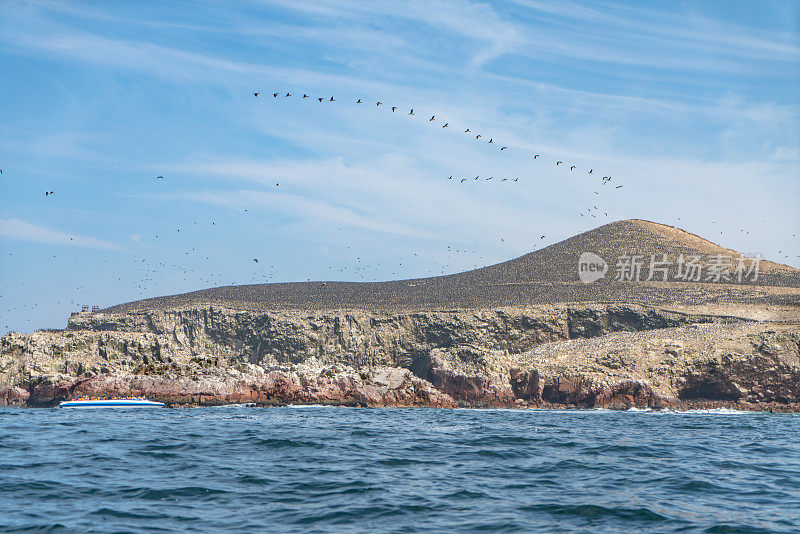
top-left (1, 0), bottom-right (798, 333)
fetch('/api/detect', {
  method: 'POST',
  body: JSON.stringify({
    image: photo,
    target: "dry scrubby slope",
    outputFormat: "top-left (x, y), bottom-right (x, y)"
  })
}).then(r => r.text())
top-left (105, 220), bottom-right (800, 314)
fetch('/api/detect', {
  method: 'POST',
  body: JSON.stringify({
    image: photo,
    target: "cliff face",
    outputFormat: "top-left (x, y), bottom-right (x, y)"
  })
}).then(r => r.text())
top-left (506, 323), bottom-right (800, 410)
top-left (2, 304), bottom-right (798, 410)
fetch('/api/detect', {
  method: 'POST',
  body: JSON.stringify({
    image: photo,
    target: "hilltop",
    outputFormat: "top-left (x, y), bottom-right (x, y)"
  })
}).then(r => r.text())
top-left (105, 219), bottom-right (800, 314)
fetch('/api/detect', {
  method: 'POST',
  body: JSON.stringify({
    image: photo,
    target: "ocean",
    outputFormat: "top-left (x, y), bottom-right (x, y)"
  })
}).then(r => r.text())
top-left (2, 406), bottom-right (799, 533)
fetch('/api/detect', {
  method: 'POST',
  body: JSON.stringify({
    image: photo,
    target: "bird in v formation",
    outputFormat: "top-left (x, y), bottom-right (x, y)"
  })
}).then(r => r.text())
top-left (253, 88), bottom-right (626, 219)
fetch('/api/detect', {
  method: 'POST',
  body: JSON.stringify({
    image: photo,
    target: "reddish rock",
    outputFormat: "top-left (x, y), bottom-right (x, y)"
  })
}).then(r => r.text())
top-left (676, 349), bottom-right (800, 404)
top-left (541, 377), bottom-right (594, 405)
top-left (0, 386), bottom-right (29, 406)
top-left (418, 350), bottom-right (514, 407)
top-left (20, 368), bottom-right (456, 408)
top-left (510, 368), bottom-right (541, 401)
top-left (534, 377), bottom-right (672, 410)
top-left (593, 381), bottom-right (672, 410)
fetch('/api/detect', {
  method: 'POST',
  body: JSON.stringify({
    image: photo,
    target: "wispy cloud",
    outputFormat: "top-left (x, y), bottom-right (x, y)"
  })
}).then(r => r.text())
top-left (0, 219), bottom-right (122, 250)
top-left (510, 0), bottom-right (800, 65)
top-left (254, 0), bottom-right (522, 68)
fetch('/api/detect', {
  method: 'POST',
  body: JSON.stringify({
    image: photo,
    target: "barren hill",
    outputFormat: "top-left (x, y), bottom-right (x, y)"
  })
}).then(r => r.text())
top-left (105, 219), bottom-right (800, 314)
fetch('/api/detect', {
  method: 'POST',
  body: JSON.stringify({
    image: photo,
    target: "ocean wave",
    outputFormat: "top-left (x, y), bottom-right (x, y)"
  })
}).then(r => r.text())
top-left (3, 407), bottom-right (799, 533)
top-left (654, 408), bottom-right (757, 415)
top-left (521, 503), bottom-right (670, 522)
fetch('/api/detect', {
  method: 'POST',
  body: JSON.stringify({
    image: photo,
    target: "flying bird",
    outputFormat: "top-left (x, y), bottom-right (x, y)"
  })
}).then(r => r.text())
top-left (391, 106), bottom-right (397, 112)
top-left (447, 176), bottom-right (452, 179)
top-left (429, 115), bottom-right (435, 121)
top-left (513, 177), bottom-right (518, 181)
top-left (273, 93), bottom-right (278, 97)
top-left (253, 259), bottom-right (258, 263)
top-left (488, 138), bottom-right (493, 143)
top-left (356, 99), bottom-right (362, 103)
top-left (285, 92), bottom-right (291, 97)
top-left (253, 92), bottom-right (259, 97)
top-left (500, 146), bottom-right (507, 150)
top-left (588, 169), bottom-right (593, 174)
top-left (460, 178), bottom-right (466, 183)
top-left (329, 97), bottom-right (335, 102)
top-left (156, 176), bottom-right (164, 179)
top-left (376, 101), bottom-right (382, 106)
top-left (556, 161), bottom-right (562, 166)
top-left (465, 129), bottom-right (470, 133)
top-left (442, 123), bottom-right (448, 128)
top-left (303, 94), bottom-right (309, 98)
top-left (570, 166), bottom-right (575, 170)
top-left (540, 235), bottom-right (545, 239)
top-left (616, 185), bottom-right (623, 189)
top-left (533, 154), bottom-right (540, 159)
top-left (476, 134), bottom-right (481, 139)
top-left (318, 97), bottom-right (324, 102)
top-left (409, 109), bottom-right (414, 115)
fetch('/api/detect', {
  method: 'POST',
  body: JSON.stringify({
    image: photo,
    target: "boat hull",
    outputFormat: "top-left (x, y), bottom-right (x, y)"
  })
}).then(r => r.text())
top-left (59, 399), bottom-right (165, 408)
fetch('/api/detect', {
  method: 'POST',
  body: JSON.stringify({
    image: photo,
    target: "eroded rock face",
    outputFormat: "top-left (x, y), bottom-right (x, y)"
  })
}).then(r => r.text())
top-left (507, 322), bottom-right (800, 410)
top-left (62, 306), bottom-right (573, 368)
top-left (17, 365), bottom-right (455, 408)
top-left (677, 350), bottom-right (800, 404)
top-left (0, 386), bottom-right (28, 406)
top-left (2, 304), bottom-right (799, 410)
top-left (539, 377), bottom-right (668, 409)
top-left (510, 369), bottom-right (541, 401)
top-left (414, 348), bottom-right (514, 407)
top-left (506, 372), bottom-right (670, 409)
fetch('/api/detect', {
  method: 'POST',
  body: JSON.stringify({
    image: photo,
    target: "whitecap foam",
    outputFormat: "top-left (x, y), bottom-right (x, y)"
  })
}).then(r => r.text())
top-left (652, 407), bottom-right (756, 415)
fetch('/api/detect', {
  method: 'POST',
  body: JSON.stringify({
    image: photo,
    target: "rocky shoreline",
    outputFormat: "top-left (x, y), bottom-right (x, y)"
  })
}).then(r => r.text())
top-left (2, 303), bottom-right (798, 411)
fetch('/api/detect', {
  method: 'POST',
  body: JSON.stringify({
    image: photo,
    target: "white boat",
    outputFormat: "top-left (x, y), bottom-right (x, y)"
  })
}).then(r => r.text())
top-left (59, 397), bottom-right (165, 408)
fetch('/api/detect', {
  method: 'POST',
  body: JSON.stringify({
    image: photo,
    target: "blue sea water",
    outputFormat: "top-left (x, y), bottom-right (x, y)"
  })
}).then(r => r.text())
top-left (1, 407), bottom-right (799, 533)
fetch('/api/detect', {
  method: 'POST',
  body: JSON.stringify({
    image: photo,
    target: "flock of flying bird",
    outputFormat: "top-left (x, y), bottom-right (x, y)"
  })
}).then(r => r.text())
top-left (2, 90), bottom-right (631, 330)
top-left (5, 90), bottom-right (798, 335)
top-left (253, 89), bottom-right (624, 219)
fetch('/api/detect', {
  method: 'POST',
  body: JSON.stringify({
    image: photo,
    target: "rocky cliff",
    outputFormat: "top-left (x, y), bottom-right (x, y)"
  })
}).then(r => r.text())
top-left (4, 219), bottom-right (799, 410)
top-left (3, 303), bottom-right (798, 410)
